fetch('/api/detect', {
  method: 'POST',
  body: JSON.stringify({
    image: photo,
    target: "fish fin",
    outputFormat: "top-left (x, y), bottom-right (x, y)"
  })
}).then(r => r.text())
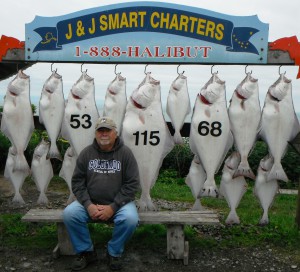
top-left (204, 108), bottom-right (210, 118)
top-left (37, 192), bottom-right (49, 205)
top-left (267, 164), bottom-right (288, 182)
top-left (233, 162), bottom-right (256, 180)
top-left (137, 196), bottom-right (157, 211)
top-left (173, 131), bottom-right (184, 145)
top-left (12, 193), bottom-right (25, 205)
top-left (191, 199), bottom-right (204, 211)
top-left (216, 132), bottom-right (234, 174)
top-left (13, 154), bottom-right (30, 172)
top-left (138, 112), bottom-right (145, 124)
top-left (48, 142), bottom-right (62, 161)
top-left (225, 210), bottom-right (240, 225)
top-left (259, 212), bottom-right (269, 226)
top-left (290, 116), bottom-right (300, 141)
top-left (200, 180), bottom-right (219, 198)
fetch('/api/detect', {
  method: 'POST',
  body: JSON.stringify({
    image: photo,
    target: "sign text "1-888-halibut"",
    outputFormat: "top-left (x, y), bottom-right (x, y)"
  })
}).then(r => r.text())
top-left (75, 45), bottom-right (212, 58)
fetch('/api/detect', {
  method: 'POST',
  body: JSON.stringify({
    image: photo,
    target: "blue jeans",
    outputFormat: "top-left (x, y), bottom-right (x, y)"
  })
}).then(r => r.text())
top-left (63, 200), bottom-right (139, 257)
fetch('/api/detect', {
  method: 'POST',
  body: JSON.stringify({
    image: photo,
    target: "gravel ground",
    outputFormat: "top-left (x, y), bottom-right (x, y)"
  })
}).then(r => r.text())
top-left (0, 176), bottom-right (299, 272)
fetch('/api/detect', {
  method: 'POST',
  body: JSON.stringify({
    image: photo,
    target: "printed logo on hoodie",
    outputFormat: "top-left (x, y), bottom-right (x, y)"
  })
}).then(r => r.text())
top-left (88, 159), bottom-right (121, 174)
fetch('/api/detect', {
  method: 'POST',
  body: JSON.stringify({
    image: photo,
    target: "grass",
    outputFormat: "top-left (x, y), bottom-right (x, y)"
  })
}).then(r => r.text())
top-left (0, 174), bottom-right (299, 262)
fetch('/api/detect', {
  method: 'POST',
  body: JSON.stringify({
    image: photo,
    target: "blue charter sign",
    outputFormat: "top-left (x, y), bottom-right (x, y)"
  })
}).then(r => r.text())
top-left (25, 2), bottom-right (269, 63)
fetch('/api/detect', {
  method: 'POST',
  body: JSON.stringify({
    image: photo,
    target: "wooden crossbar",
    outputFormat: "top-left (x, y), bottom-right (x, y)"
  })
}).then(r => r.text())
top-left (22, 208), bottom-right (220, 265)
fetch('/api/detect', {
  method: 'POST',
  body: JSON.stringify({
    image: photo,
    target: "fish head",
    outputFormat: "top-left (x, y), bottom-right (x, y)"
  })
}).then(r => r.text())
top-left (268, 74), bottom-right (292, 102)
top-left (7, 70), bottom-right (30, 97)
top-left (224, 151), bottom-right (241, 171)
top-left (200, 73), bottom-right (225, 104)
top-left (171, 73), bottom-right (187, 92)
top-left (258, 154), bottom-right (274, 173)
top-left (131, 73), bottom-right (160, 109)
top-left (42, 71), bottom-right (63, 95)
top-left (235, 72), bottom-right (258, 100)
top-left (107, 73), bottom-right (126, 95)
top-left (33, 139), bottom-right (50, 159)
top-left (71, 71), bottom-right (94, 99)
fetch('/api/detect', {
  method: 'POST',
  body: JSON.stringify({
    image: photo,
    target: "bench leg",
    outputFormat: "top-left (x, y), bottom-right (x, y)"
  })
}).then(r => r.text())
top-left (166, 225), bottom-right (189, 264)
top-left (53, 222), bottom-right (75, 258)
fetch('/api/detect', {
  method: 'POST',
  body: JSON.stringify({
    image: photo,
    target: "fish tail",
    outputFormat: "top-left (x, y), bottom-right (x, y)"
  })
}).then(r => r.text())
top-left (48, 142), bottom-right (62, 161)
top-left (12, 193), bottom-right (25, 205)
top-left (37, 192), bottom-right (49, 205)
top-left (225, 210), bottom-right (240, 225)
top-left (13, 154), bottom-right (29, 173)
top-left (200, 179), bottom-right (219, 198)
top-left (267, 164), bottom-right (288, 182)
top-left (191, 199), bottom-right (204, 211)
top-left (173, 131), bottom-right (184, 145)
top-left (234, 162), bottom-right (256, 180)
top-left (259, 211), bottom-right (269, 226)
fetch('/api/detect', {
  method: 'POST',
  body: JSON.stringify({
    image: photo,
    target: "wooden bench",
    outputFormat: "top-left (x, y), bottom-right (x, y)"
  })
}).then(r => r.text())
top-left (22, 208), bottom-right (220, 265)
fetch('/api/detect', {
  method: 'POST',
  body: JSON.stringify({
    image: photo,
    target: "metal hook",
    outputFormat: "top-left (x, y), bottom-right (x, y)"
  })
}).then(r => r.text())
top-left (51, 63), bottom-right (57, 73)
top-left (144, 64), bottom-right (149, 75)
top-left (177, 65), bottom-right (185, 75)
top-left (81, 63), bottom-right (87, 73)
top-left (114, 64), bottom-right (121, 75)
top-left (278, 65), bottom-right (286, 75)
top-left (245, 65), bottom-right (252, 74)
top-left (211, 65), bottom-right (218, 75)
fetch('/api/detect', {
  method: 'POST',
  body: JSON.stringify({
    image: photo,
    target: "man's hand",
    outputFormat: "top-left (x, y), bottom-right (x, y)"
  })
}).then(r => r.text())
top-left (96, 204), bottom-right (114, 221)
top-left (87, 204), bottom-right (114, 221)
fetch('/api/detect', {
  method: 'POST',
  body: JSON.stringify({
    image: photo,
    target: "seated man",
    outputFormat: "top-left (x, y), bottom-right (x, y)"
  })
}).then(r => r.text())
top-left (63, 117), bottom-right (140, 271)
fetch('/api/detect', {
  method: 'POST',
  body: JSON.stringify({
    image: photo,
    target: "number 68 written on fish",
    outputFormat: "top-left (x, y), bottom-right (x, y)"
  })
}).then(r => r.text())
top-left (198, 121), bottom-right (222, 137)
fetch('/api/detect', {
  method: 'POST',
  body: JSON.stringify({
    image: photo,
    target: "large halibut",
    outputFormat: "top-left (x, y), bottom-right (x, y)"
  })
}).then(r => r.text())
top-left (228, 72), bottom-right (261, 180)
top-left (189, 73), bottom-right (233, 197)
top-left (61, 71), bottom-right (99, 157)
top-left (1, 70), bottom-right (34, 172)
top-left (39, 70), bottom-right (65, 160)
top-left (103, 73), bottom-right (127, 135)
top-left (260, 73), bottom-right (300, 182)
top-left (122, 72), bottom-right (174, 211)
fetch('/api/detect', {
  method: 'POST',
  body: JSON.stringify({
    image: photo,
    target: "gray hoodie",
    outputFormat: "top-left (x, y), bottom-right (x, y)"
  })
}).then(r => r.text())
top-left (72, 137), bottom-right (140, 212)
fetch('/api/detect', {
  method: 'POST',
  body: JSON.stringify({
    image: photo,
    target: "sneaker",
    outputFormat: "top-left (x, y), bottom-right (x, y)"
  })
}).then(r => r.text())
top-left (106, 251), bottom-right (123, 271)
top-left (71, 250), bottom-right (98, 271)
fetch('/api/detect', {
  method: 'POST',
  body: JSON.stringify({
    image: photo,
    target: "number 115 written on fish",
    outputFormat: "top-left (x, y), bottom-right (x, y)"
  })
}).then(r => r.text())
top-left (75, 45), bottom-right (212, 58)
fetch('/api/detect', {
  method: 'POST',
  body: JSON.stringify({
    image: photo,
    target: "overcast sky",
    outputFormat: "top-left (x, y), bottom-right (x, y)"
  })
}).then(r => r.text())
top-left (1, 0), bottom-right (300, 117)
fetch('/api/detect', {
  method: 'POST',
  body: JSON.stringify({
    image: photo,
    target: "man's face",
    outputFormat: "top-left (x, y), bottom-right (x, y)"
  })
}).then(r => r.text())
top-left (95, 127), bottom-right (117, 150)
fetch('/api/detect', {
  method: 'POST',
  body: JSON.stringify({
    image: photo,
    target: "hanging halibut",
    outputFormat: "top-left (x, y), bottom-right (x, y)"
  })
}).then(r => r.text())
top-left (260, 73), bottom-right (300, 182)
top-left (185, 155), bottom-right (206, 211)
top-left (59, 146), bottom-right (77, 204)
top-left (39, 70), bottom-right (65, 160)
top-left (103, 73), bottom-right (127, 134)
top-left (1, 70), bottom-right (34, 172)
top-left (189, 73), bottom-right (233, 197)
top-left (4, 146), bottom-right (29, 205)
top-left (166, 73), bottom-right (191, 144)
top-left (219, 151), bottom-right (247, 225)
top-left (61, 71), bottom-right (99, 157)
top-left (254, 154), bottom-right (278, 225)
top-left (122, 72), bottom-right (174, 211)
top-left (31, 140), bottom-right (53, 205)
top-left (228, 72), bottom-right (261, 180)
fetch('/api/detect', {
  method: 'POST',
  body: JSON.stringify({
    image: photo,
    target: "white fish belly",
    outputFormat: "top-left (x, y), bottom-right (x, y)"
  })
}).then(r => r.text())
top-left (40, 93), bottom-right (65, 142)
top-left (229, 100), bottom-right (260, 158)
top-left (190, 105), bottom-right (231, 178)
top-left (2, 98), bottom-right (33, 152)
top-left (103, 95), bottom-right (127, 133)
top-left (261, 104), bottom-right (295, 161)
top-left (63, 100), bottom-right (99, 156)
top-left (122, 109), bottom-right (174, 192)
